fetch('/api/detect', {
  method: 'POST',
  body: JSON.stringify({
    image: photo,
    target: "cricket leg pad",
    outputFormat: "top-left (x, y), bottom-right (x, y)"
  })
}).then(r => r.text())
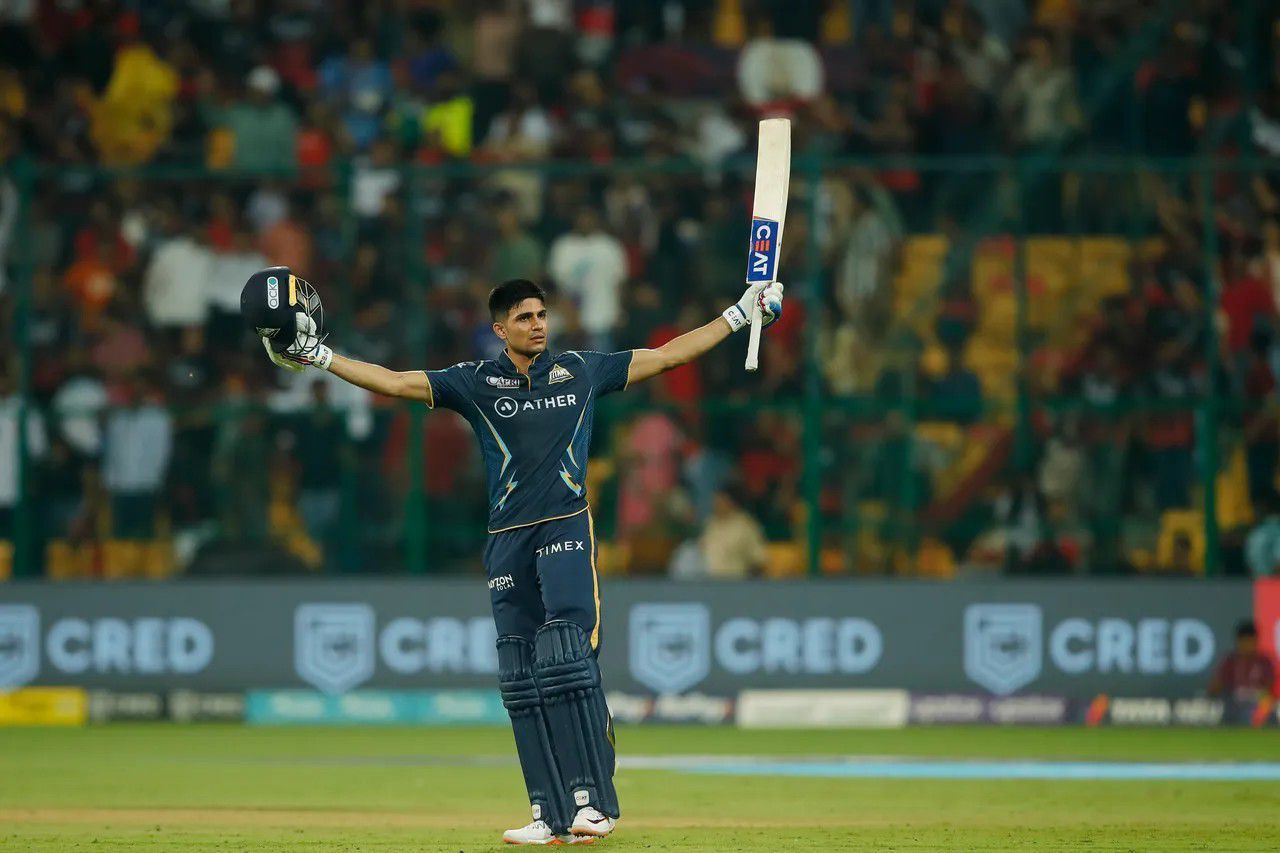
top-left (498, 635), bottom-right (574, 834)
top-left (533, 620), bottom-right (620, 818)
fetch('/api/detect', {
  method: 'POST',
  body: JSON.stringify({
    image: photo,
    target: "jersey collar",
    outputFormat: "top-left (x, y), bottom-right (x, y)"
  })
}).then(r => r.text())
top-left (498, 348), bottom-right (552, 377)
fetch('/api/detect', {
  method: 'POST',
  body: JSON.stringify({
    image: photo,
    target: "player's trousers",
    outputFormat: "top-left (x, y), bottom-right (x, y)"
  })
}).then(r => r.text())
top-left (484, 507), bottom-right (619, 829)
top-left (484, 507), bottom-right (601, 646)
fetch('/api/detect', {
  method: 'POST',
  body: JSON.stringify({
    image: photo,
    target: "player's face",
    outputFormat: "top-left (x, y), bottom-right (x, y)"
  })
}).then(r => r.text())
top-left (496, 298), bottom-right (549, 356)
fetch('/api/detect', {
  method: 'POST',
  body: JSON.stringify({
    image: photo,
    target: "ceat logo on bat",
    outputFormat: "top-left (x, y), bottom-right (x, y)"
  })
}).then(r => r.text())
top-left (746, 217), bottom-right (779, 283)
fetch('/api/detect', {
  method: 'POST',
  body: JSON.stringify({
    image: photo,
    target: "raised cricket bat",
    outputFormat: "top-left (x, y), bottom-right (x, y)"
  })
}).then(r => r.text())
top-left (744, 118), bottom-right (791, 372)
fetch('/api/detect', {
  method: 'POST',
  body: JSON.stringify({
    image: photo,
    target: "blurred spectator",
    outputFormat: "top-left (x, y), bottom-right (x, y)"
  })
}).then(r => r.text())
top-left (292, 380), bottom-right (348, 568)
top-left (422, 71), bottom-right (475, 159)
top-left (926, 343), bottom-right (983, 423)
top-left (737, 20), bottom-right (824, 108)
top-left (1000, 30), bottom-right (1081, 148)
top-left (201, 66), bottom-right (298, 172)
top-left (51, 361), bottom-right (106, 458)
top-left (1143, 341), bottom-right (1198, 511)
top-left (482, 81), bottom-right (556, 222)
top-left (470, 0), bottom-right (522, 138)
top-left (89, 21), bottom-right (179, 166)
top-left (953, 8), bottom-right (1010, 96)
top-left (144, 215), bottom-right (212, 329)
top-left (258, 196), bottom-right (314, 275)
top-left (1208, 621), bottom-right (1276, 701)
top-left (0, 369), bottom-right (48, 538)
top-left (1245, 501), bottom-right (1280, 577)
top-left (549, 207), bottom-right (626, 351)
top-left (63, 235), bottom-right (119, 321)
top-left (491, 201), bottom-right (545, 282)
top-left (698, 489), bottom-right (767, 579)
top-left (103, 376), bottom-right (172, 540)
top-left (996, 472), bottom-right (1065, 574)
top-left (616, 403), bottom-right (684, 539)
top-left (351, 137), bottom-right (401, 220)
top-left (319, 37), bottom-right (393, 152)
top-left (835, 182), bottom-right (899, 323)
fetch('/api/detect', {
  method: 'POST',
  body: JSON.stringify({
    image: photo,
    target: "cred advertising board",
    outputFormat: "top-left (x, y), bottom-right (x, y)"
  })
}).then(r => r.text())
top-left (0, 580), bottom-right (1256, 698)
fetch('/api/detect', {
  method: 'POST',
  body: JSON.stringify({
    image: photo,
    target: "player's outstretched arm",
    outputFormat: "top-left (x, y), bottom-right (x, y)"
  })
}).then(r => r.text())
top-left (626, 281), bottom-right (784, 386)
top-left (259, 314), bottom-right (434, 403)
top-left (328, 355), bottom-right (433, 403)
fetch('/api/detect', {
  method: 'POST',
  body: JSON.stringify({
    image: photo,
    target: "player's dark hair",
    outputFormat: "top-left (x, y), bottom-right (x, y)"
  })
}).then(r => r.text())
top-left (1237, 620), bottom-right (1257, 638)
top-left (489, 279), bottom-right (546, 321)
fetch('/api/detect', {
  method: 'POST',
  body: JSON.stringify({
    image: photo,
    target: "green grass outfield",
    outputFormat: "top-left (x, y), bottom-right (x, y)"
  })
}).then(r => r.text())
top-left (2, 724), bottom-right (1279, 851)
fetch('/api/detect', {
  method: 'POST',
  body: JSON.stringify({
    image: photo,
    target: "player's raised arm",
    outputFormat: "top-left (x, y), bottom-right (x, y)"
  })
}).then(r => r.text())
top-left (240, 266), bottom-right (434, 403)
top-left (625, 281), bottom-right (785, 386)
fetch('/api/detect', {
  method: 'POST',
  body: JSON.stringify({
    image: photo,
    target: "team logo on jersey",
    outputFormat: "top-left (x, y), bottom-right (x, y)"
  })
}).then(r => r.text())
top-left (549, 364), bottom-right (574, 385)
top-left (495, 397), bottom-right (519, 418)
top-left (487, 375), bottom-right (522, 389)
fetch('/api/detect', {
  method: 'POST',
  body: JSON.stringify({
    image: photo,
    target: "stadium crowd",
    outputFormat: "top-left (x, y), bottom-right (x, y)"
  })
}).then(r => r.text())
top-left (1, 0), bottom-right (1279, 579)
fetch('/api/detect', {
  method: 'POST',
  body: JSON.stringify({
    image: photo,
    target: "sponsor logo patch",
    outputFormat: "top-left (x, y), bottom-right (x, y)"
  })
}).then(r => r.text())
top-left (494, 397), bottom-right (519, 418)
top-left (535, 540), bottom-right (585, 558)
top-left (487, 375), bottom-right (522, 389)
top-left (745, 217), bottom-right (780, 283)
top-left (266, 275), bottom-right (280, 309)
top-left (549, 364), bottom-right (573, 385)
top-left (488, 574), bottom-right (515, 592)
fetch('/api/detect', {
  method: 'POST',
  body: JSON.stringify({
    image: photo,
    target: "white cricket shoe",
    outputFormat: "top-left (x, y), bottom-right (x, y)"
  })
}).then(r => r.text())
top-left (501, 820), bottom-right (595, 846)
top-left (570, 806), bottom-right (617, 838)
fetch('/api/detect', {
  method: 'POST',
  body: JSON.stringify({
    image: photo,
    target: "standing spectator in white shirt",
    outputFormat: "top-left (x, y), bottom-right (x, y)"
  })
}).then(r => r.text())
top-left (103, 376), bottom-right (172, 540)
top-left (0, 368), bottom-right (47, 542)
top-left (548, 207), bottom-right (627, 351)
top-left (143, 214), bottom-right (212, 329)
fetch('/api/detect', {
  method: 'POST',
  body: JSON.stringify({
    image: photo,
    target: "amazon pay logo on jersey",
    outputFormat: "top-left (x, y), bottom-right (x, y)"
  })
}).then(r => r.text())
top-left (746, 217), bottom-right (780, 282)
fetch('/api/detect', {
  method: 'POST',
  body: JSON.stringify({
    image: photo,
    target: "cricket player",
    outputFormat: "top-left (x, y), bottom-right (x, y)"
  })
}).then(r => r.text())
top-left (241, 269), bottom-right (783, 844)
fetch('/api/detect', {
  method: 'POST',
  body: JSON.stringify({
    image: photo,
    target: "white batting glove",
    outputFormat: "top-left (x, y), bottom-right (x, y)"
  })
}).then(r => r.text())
top-left (261, 336), bottom-right (305, 372)
top-left (722, 281), bottom-right (785, 332)
top-left (262, 312), bottom-right (334, 371)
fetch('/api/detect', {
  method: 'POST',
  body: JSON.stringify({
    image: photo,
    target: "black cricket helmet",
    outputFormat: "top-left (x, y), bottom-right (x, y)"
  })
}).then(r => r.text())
top-left (240, 266), bottom-right (327, 355)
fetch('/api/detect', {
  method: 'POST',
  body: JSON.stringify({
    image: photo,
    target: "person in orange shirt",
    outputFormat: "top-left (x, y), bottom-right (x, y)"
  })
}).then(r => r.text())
top-left (63, 236), bottom-right (118, 319)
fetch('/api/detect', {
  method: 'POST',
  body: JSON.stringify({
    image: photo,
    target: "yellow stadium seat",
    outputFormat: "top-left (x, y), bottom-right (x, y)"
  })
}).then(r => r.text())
top-left (102, 539), bottom-right (147, 579)
top-left (914, 537), bottom-right (957, 578)
top-left (1079, 237), bottom-right (1132, 298)
top-left (45, 541), bottom-right (78, 581)
top-left (1155, 510), bottom-right (1206, 575)
top-left (597, 539), bottom-right (630, 576)
top-left (763, 542), bottom-right (805, 578)
top-left (1215, 443), bottom-right (1255, 531)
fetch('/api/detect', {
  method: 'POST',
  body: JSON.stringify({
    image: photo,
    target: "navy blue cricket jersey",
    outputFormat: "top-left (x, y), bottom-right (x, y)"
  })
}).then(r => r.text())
top-left (426, 349), bottom-right (633, 533)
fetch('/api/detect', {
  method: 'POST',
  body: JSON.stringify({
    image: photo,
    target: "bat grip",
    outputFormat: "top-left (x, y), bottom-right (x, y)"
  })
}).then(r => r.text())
top-left (744, 301), bottom-right (764, 371)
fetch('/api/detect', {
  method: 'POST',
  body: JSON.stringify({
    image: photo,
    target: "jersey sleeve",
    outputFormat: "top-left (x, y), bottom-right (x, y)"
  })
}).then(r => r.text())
top-left (425, 362), bottom-right (476, 413)
top-left (574, 350), bottom-right (634, 396)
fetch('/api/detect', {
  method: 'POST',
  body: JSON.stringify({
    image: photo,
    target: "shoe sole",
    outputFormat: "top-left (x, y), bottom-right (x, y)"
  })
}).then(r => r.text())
top-left (570, 826), bottom-right (613, 838)
top-left (502, 836), bottom-right (595, 846)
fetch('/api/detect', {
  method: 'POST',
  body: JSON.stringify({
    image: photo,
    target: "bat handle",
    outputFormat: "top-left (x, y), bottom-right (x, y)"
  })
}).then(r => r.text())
top-left (744, 300), bottom-right (764, 372)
